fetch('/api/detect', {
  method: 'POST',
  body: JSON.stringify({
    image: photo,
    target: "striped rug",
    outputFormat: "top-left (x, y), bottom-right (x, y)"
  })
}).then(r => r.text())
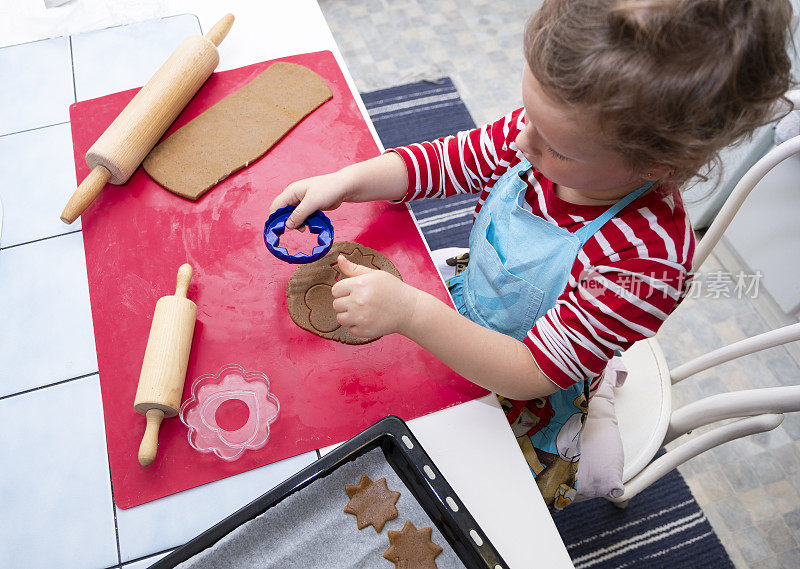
top-left (361, 78), bottom-right (479, 252)
top-left (361, 78), bottom-right (734, 569)
top-left (551, 454), bottom-right (732, 569)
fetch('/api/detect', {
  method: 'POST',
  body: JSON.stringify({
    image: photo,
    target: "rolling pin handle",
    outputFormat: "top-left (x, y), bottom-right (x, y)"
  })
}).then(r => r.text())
top-left (60, 165), bottom-right (112, 224)
top-left (175, 263), bottom-right (193, 298)
top-left (138, 408), bottom-right (165, 467)
top-left (205, 14), bottom-right (235, 47)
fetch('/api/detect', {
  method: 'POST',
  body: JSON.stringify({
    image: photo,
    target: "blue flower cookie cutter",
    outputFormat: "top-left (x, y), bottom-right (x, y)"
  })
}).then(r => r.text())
top-left (263, 205), bottom-right (334, 263)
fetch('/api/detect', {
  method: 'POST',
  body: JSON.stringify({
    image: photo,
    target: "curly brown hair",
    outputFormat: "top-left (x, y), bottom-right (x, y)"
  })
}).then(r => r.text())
top-left (525, 0), bottom-right (795, 186)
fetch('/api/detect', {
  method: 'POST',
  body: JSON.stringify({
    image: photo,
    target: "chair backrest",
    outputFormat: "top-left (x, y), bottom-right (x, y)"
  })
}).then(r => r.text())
top-left (670, 323), bottom-right (800, 384)
top-left (669, 90), bottom-right (800, 381)
top-left (693, 91), bottom-right (800, 270)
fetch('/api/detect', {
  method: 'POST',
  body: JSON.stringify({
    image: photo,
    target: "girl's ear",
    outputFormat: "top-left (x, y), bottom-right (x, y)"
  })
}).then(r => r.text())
top-left (641, 163), bottom-right (673, 181)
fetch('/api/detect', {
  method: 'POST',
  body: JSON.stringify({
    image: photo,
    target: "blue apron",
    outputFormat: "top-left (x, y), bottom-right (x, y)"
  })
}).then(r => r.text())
top-left (447, 159), bottom-right (652, 510)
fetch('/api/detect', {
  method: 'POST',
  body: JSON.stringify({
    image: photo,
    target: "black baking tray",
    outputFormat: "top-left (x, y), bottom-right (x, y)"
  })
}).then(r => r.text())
top-left (148, 415), bottom-right (508, 568)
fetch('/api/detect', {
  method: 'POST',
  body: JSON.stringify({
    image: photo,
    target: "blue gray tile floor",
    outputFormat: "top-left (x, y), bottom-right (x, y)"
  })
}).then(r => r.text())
top-left (318, 1), bottom-right (800, 567)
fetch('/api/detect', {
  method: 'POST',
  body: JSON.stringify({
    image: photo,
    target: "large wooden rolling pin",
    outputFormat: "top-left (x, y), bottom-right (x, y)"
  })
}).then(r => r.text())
top-left (60, 14), bottom-right (235, 224)
top-left (135, 263), bottom-right (197, 467)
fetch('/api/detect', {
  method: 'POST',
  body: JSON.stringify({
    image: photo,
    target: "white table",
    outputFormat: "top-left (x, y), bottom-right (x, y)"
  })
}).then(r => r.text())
top-left (0, 2), bottom-right (573, 568)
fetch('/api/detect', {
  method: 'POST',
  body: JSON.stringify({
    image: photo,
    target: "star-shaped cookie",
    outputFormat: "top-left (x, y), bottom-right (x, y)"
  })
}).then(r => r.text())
top-left (383, 520), bottom-right (443, 569)
top-left (343, 474), bottom-right (401, 532)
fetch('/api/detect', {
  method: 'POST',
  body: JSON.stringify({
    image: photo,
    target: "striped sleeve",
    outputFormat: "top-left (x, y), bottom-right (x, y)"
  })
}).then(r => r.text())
top-left (389, 109), bottom-right (525, 201)
top-left (522, 197), bottom-right (695, 389)
top-left (523, 255), bottom-right (691, 389)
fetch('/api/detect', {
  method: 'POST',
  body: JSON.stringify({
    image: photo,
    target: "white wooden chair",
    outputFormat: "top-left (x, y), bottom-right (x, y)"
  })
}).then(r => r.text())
top-left (611, 92), bottom-right (800, 506)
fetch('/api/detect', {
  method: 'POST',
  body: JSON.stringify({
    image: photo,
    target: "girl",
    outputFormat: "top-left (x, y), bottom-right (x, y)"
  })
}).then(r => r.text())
top-left (269, 0), bottom-right (794, 509)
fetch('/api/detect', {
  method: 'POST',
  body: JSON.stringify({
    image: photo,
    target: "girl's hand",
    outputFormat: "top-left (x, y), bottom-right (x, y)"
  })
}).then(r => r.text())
top-left (269, 153), bottom-right (410, 230)
top-left (268, 170), bottom-right (354, 230)
top-left (331, 254), bottom-right (421, 338)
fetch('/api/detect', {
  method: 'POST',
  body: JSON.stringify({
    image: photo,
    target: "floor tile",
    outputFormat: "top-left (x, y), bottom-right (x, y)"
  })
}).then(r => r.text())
top-left (742, 358), bottom-right (783, 390)
top-left (735, 309), bottom-right (771, 338)
top-left (0, 123), bottom-right (79, 247)
top-left (778, 547), bottom-right (800, 569)
top-left (764, 349), bottom-right (800, 387)
top-left (726, 544), bottom-right (750, 569)
top-left (741, 482), bottom-right (800, 527)
top-left (0, 376), bottom-right (117, 569)
top-left (694, 469), bottom-right (736, 502)
top-left (782, 413), bottom-right (800, 440)
top-left (712, 436), bottom-right (762, 465)
top-left (784, 507), bottom-right (800, 534)
top-left (684, 445), bottom-right (720, 476)
top-left (788, 471), bottom-right (800, 498)
top-left (722, 366), bottom-right (764, 392)
top-left (701, 499), bottom-right (732, 539)
top-left (765, 480), bottom-right (800, 516)
top-left (712, 496), bottom-right (755, 533)
top-left (724, 457), bottom-right (762, 493)
top-left (697, 374), bottom-right (731, 399)
top-left (731, 525), bottom-right (773, 565)
top-left (750, 448), bottom-right (792, 486)
top-left (116, 451), bottom-right (317, 562)
top-left (747, 421), bottom-right (789, 451)
top-left (752, 555), bottom-right (783, 569)
top-left (741, 487), bottom-right (786, 524)
top-left (0, 36), bottom-right (73, 136)
top-left (758, 517), bottom-right (798, 555)
top-left (0, 231), bottom-right (97, 397)
top-left (71, 14), bottom-right (200, 102)
top-left (779, 442), bottom-right (800, 475)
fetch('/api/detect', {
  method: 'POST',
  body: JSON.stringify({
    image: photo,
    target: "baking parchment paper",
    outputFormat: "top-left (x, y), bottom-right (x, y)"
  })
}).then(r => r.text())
top-left (174, 448), bottom-right (468, 568)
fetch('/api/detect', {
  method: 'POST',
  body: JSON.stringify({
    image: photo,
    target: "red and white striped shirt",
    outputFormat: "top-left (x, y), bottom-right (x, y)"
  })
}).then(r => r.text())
top-left (391, 108), bottom-right (694, 390)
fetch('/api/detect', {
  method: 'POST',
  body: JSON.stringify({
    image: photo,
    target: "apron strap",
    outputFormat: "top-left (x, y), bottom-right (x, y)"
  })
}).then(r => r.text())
top-left (574, 180), bottom-right (656, 246)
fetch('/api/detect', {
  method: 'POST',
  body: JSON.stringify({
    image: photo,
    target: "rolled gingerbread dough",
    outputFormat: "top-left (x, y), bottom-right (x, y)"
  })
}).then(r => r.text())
top-left (143, 62), bottom-right (333, 200)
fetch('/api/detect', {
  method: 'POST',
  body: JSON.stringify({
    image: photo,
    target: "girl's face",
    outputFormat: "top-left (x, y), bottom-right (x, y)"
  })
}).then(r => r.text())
top-left (515, 64), bottom-right (652, 204)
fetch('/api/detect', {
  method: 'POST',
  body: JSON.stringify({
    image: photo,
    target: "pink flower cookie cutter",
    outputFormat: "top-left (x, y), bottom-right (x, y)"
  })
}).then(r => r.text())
top-left (179, 364), bottom-right (280, 461)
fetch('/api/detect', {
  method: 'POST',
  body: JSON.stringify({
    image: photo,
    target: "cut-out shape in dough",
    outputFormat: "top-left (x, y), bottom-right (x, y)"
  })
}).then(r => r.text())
top-left (286, 241), bottom-right (402, 344)
top-left (305, 284), bottom-right (340, 333)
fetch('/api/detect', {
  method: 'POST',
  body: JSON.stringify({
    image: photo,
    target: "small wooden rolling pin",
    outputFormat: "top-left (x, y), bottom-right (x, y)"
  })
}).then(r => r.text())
top-left (134, 263), bottom-right (197, 467)
top-left (60, 14), bottom-right (235, 224)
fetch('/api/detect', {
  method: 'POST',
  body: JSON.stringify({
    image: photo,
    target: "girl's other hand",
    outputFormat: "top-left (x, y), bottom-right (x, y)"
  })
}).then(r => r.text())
top-left (268, 170), bottom-right (353, 229)
top-left (331, 255), bottom-right (421, 338)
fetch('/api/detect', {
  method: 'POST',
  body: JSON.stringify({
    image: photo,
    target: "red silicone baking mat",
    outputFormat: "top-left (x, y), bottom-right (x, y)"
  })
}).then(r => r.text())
top-left (70, 50), bottom-right (487, 509)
